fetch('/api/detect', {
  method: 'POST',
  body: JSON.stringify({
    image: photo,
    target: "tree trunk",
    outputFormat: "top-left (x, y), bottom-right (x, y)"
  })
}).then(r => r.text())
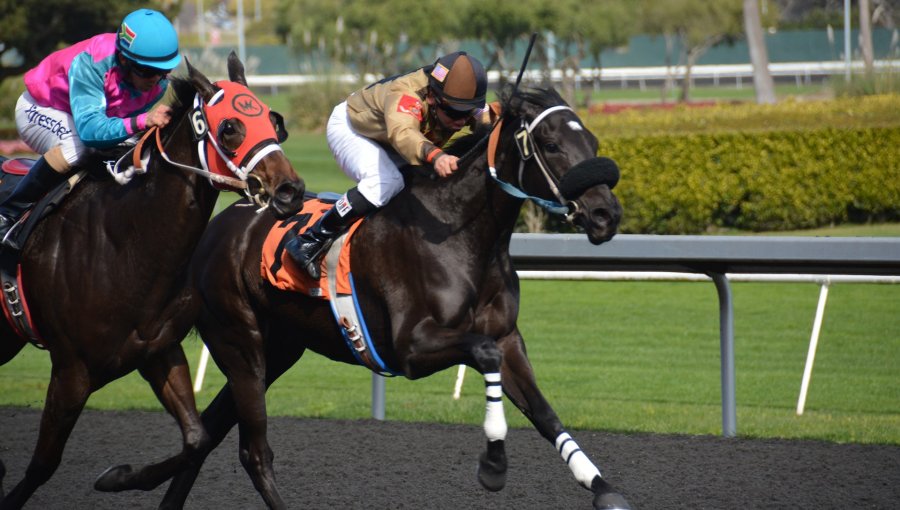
top-left (662, 34), bottom-right (676, 103)
top-left (860, 0), bottom-right (875, 75)
top-left (743, 0), bottom-right (777, 104)
top-left (559, 55), bottom-right (580, 108)
top-left (679, 51), bottom-right (694, 103)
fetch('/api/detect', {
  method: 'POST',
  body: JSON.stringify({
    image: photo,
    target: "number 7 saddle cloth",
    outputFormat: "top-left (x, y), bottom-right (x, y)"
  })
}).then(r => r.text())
top-left (260, 198), bottom-right (399, 376)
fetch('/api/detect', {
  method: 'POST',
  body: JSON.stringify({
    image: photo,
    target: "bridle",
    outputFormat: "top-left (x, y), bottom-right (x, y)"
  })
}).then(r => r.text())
top-left (485, 103), bottom-right (619, 221)
top-left (486, 105), bottom-right (576, 217)
top-left (108, 81), bottom-right (284, 208)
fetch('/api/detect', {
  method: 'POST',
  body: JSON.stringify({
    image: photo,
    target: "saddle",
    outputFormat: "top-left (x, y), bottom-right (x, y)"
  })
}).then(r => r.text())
top-left (0, 158), bottom-right (86, 348)
top-left (261, 197), bottom-right (400, 376)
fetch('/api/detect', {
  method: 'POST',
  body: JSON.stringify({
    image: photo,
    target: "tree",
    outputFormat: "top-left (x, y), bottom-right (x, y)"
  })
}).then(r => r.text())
top-left (551, 0), bottom-right (638, 107)
top-left (640, 0), bottom-right (745, 102)
top-left (276, 0), bottom-right (455, 80)
top-left (744, 0), bottom-right (777, 103)
top-left (0, 0), bottom-right (172, 83)
top-left (859, 0), bottom-right (875, 74)
top-left (456, 0), bottom-right (538, 83)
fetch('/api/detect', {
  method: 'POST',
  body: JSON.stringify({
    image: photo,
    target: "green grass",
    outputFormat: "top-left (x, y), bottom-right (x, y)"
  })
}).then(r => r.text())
top-left (2, 279), bottom-right (898, 444)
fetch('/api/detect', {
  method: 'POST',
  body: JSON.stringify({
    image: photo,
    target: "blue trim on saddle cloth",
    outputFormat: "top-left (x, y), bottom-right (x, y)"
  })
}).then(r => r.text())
top-left (329, 272), bottom-right (402, 377)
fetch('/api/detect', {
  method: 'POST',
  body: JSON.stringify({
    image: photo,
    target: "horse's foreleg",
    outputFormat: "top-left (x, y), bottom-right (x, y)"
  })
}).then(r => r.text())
top-left (95, 345), bottom-right (210, 493)
top-left (402, 329), bottom-right (508, 492)
top-left (159, 384), bottom-right (242, 510)
top-left (162, 324), bottom-right (303, 510)
top-left (1, 364), bottom-right (90, 510)
top-left (498, 331), bottom-right (631, 510)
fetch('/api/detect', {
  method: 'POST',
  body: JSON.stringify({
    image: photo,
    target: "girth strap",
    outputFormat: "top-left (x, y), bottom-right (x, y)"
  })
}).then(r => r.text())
top-left (0, 252), bottom-right (44, 348)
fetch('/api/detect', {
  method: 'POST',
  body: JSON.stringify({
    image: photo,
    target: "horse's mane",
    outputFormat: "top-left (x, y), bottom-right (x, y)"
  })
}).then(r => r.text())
top-left (443, 85), bottom-right (566, 161)
top-left (500, 84), bottom-right (568, 118)
top-left (168, 77), bottom-right (198, 121)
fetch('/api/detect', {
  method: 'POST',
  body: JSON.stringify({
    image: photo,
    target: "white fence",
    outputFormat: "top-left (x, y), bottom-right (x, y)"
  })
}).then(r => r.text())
top-left (243, 60), bottom-right (900, 91)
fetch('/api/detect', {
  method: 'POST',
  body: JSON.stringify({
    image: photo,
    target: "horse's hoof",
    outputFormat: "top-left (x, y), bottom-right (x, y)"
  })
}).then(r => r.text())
top-left (476, 440), bottom-right (507, 492)
top-left (94, 464), bottom-right (134, 492)
top-left (591, 476), bottom-right (631, 510)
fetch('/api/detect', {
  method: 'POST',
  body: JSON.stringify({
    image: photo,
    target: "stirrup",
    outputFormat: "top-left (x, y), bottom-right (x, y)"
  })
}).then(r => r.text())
top-left (0, 219), bottom-right (22, 251)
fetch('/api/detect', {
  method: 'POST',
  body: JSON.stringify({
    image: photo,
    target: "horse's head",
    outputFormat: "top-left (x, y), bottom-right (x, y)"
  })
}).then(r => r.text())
top-left (495, 86), bottom-right (622, 244)
top-left (184, 52), bottom-right (304, 218)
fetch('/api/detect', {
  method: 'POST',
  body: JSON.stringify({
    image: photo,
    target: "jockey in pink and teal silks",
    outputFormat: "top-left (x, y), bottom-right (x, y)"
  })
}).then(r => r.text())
top-left (0, 8), bottom-right (182, 250)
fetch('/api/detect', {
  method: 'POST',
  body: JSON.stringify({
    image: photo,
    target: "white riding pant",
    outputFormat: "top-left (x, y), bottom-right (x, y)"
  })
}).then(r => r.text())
top-left (326, 101), bottom-right (406, 207)
top-left (15, 92), bottom-right (85, 165)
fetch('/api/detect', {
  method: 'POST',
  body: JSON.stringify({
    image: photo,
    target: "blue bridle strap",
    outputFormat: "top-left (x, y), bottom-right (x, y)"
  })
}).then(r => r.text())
top-left (488, 168), bottom-right (570, 214)
top-left (485, 105), bottom-right (574, 216)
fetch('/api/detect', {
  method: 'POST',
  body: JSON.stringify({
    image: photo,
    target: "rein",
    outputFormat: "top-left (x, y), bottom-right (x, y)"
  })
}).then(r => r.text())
top-left (486, 105), bottom-right (574, 216)
top-left (130, 125), bottom-right (248, 190)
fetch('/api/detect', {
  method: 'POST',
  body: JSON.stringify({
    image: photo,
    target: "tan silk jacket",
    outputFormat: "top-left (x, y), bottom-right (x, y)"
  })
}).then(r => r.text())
top-left (346, 69), bottom-right (487, 166)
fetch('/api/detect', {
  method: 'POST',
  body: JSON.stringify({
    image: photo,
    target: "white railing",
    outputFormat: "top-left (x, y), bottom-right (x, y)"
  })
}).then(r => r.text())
top-left (242, 60), bottom-right (900, 90)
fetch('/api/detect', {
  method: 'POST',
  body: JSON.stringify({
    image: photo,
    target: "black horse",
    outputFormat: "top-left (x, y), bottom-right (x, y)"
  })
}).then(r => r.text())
top-left (0, 53), bottom-right (304, 509)
top-left (99, 84), bottom-right (629, 509)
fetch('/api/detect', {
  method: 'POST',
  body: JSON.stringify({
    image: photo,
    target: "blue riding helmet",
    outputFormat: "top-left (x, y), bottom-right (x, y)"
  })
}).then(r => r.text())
top-left (116, 9), bottom-right (182, 70)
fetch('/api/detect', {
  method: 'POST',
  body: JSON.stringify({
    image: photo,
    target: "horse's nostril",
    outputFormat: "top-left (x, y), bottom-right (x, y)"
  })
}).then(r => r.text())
top-left (591, 208), bottom-right (611, 226)
top-left (275, 181), bottom-right (304, 203)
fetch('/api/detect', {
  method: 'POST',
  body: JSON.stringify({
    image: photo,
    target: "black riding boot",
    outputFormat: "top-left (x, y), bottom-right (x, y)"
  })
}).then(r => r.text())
top-left (286, 187), bottom-right (376, 279)
top-left (0, 157), bottom-right (67, 250)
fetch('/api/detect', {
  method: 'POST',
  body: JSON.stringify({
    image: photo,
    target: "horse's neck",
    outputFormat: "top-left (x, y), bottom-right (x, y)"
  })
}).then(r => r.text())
top-left (150, 121), bottom-right (220, 213)
top-left (392, 152), bottom-right (523, 243)
top-left (93, 127), bottom-right (220, 229)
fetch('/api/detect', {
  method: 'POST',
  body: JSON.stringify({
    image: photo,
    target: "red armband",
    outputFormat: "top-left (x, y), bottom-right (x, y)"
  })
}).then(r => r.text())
top-left (426, 148), bottom-right (443, 164)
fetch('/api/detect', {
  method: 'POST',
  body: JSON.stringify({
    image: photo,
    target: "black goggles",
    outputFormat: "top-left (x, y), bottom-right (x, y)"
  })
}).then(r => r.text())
top-left (439, 102), bottom-right (476, 120)
top-left (130, 62), bottom-right (170, 79)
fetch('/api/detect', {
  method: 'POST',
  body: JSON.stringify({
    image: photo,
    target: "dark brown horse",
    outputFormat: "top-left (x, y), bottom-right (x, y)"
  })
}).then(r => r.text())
top-left (0, 53), bottom-right (304, 509)
top-left (100, 84), bottom-right (630, 509)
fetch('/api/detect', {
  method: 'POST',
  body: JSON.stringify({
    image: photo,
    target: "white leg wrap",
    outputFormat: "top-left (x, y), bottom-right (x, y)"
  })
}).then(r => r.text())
top-left (483, 372), bottom-right (507, 442)
top-left (555, 432), bottom-right (601, 489)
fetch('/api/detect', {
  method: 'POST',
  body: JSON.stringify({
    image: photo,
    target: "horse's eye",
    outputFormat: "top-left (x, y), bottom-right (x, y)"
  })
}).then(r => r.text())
top-left (217, 119), bottom-right (245, 153)
top-left (544, 143), bottom-right (560, 153)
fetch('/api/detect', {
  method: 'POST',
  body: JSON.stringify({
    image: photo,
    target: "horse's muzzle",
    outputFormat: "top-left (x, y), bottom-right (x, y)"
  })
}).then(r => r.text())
top-left (269, 180), bottom-right (305, 219)
top-left (570, 187), bottom-right (622, 245)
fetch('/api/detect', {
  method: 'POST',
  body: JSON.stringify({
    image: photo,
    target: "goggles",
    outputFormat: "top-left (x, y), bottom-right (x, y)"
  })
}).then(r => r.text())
top-left (130, 61), bottom-right (170, 79)
top-left (438, 101), bottom-right (476, 120)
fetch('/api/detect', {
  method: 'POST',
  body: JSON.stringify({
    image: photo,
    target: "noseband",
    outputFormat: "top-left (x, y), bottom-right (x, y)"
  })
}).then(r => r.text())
top-left (486, 105), bottom-right (618, 219)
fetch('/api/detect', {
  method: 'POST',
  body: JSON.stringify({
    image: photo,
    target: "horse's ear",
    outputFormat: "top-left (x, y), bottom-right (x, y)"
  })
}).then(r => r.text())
top-left (186, 56), bottom-right (218, 101)
top-left (227, 51), bottom-right (248, 86)
top-left (270, 111), bottom-right (289, 143)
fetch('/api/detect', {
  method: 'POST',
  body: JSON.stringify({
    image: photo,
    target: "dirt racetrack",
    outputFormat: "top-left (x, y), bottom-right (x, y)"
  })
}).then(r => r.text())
top-left (1, 407), bottom-right (898, 509)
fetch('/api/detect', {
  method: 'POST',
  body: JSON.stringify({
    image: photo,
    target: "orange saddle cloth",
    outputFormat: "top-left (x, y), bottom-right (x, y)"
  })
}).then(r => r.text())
top-left (260, 199), bottom-right (363, 299)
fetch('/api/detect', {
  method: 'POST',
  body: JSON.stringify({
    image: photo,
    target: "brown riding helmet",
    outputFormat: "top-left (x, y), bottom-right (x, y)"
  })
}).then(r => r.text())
top-left (427, 51), bottom-right (487, 113)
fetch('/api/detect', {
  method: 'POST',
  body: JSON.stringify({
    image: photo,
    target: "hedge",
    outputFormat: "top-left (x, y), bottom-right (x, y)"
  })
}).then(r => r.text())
top-left (581, 96), bottom-right (900, 233)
